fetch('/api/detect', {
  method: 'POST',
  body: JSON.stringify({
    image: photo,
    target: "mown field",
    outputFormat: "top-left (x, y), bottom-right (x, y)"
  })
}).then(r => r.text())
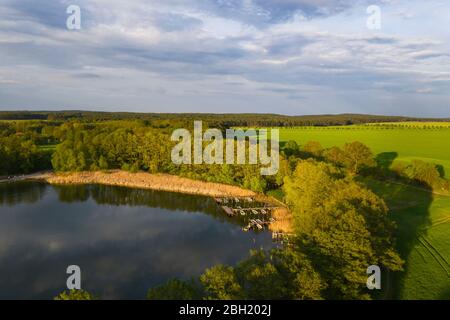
top-left (280, 125), bottom-right (450, 300)
top-left (361, 179), bottom-right (450, 299)
top-left (280, 124), bottom-right (450, 179)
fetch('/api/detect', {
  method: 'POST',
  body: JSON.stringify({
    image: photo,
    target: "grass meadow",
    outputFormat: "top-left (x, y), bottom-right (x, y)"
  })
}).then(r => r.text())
top-left (279, 125), bottom-right (450, 178)
top-left (279, 124), bottom-right (450, 299)
top-left (362, 179), bottom-right (450, 299)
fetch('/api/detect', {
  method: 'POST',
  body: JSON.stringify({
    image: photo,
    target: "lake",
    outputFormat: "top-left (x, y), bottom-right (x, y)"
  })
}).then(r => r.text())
top-left (0, 182), bottom-right (274, 300)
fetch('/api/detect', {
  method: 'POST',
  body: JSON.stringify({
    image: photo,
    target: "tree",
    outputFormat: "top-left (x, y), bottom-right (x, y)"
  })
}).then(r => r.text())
top-left (0, 135), bottom-right (47, 175)
top-left (235, 251), bottom-right (287, 300)
top-left (147, 279), bottom-right (200, 300)
top-left (243, 175), bottom-right (267, 193)
top-left (283, 140), bottom-right (300, 157)
top-left (323, 146), bottom-right (346, 167)
top-left (269, 249), bottom-right (325, 300)
top-left (140, 131), bottom-right (174, 173)
top-left (98, 155), bottom-right (109, 170)
top-left (200, 265), bottom-right (244, 300)
top-left (54, 289), bottom-right (96, 300)
top-left (341, 142), bottom-right (376, 174)
top-left (402, 160), bottom-right (441, 187)
top-left (283, 160), bottom-right (339, 232)
top-left (303, 141), bottom-right (323, 158)
top-left (235, 249), bottom-right (325, 300)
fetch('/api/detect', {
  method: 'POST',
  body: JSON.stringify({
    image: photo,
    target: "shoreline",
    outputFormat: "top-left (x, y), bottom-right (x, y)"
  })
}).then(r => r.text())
top-left (22, 170), bottom-right (257, 198)
top-left (2, 170), bottom-right (294, 233)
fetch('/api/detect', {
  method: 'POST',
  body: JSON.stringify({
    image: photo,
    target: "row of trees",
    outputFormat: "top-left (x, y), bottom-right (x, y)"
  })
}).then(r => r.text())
top-left (50, 124), bottom-right (283, 193)
top-left (283, 139), bottom-right (447, 191)
top-left (52, 127), bottom-right (173, 173)
top-left (2, 119), bottom-right (286, 192)
top-left (147, 249), bottom-right (324, 300)
top-left (282, 140), bottom-right (377, 175)
top-left (55, 247), bottom-right (323, 300)
top-left (3, 111), bottom-right (442, 127)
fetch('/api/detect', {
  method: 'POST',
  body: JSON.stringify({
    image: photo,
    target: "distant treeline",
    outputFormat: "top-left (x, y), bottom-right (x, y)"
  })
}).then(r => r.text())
top-left (1, 111), bottom-right (449, 127)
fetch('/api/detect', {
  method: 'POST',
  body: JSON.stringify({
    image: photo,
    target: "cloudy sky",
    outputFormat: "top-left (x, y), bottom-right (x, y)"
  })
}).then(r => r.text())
top-left (0, 0), bottom-right (449, 116)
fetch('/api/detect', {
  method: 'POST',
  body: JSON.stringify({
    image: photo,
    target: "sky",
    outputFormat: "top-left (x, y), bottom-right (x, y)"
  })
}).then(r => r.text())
top-left (0, 0), bottom-right (449, 117)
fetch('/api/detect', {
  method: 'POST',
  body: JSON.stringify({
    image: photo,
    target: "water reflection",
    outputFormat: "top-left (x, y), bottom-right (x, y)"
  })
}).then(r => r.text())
top-left (0, 181), bottom-right (47, 206)
top-left (0, 182), bottom-right (273, 299)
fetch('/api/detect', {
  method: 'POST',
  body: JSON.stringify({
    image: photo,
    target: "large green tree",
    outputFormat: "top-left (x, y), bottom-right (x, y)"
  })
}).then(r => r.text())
top-left (284, 160), bottom-right (403, 299)
top-left (341, 141), bottom-right (376, 174)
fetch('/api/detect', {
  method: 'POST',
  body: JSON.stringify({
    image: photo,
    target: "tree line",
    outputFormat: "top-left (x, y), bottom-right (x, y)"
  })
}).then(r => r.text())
top-left (2, 111), bottom-right (449, 127)
top-left (50, 122), bottom-right (279, 193)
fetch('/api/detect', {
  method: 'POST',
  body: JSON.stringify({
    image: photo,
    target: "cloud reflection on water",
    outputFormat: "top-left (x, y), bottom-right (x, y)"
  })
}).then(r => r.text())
top-left (0, 182), bottom-right (273, 299)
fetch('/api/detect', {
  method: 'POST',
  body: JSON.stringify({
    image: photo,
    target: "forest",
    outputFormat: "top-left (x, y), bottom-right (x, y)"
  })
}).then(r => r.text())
top-left (1, 111), bottom-right (449, 127)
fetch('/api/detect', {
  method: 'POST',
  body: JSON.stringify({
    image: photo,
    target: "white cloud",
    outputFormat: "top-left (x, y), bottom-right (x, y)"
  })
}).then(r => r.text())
top-left (0, 0), bottom-right (449, 116)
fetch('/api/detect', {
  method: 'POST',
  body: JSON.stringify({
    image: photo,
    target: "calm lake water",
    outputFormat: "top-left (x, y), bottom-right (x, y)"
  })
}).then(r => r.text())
top-left (0, 182), bottom-right (274, 300)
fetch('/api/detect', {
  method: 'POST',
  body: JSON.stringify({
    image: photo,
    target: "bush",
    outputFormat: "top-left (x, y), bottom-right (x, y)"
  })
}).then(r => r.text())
top-left (303, 141), bottom-right (323, 158)
top-left (54, 289), bottom-right (96, 300)
top-left (396, 160), bottom-right (443, 188)
top-left (147, 279), bottom-right (200, 300)
top-left (323, 142), bottom-right (376, 174)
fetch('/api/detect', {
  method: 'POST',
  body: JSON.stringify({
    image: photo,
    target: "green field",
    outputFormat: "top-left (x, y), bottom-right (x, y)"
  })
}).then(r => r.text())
top-left (362, 179), bottom-right (450, 300)
top-left (280, 126), bottom-right (450, 179)
top-left (279, 125), bottom-right (450, 299)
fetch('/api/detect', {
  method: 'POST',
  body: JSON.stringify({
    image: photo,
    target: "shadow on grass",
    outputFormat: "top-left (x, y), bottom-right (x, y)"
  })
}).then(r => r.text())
top-left (436, 164), bottom-right (446, 178)
top-left (363, 152), bottom-right (434, 299)
top-left (375, 152), bottom-right (398, 171)
top-left (438, 287), bottom-right (450, 300)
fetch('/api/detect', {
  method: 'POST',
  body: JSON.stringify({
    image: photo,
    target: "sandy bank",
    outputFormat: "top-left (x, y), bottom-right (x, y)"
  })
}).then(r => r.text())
top-left (26, 170), bottom-right (257, 198)
top-left (0, 172), bottom-right (47, 184)
top-left (269, 207), bottom-right (294, 234)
